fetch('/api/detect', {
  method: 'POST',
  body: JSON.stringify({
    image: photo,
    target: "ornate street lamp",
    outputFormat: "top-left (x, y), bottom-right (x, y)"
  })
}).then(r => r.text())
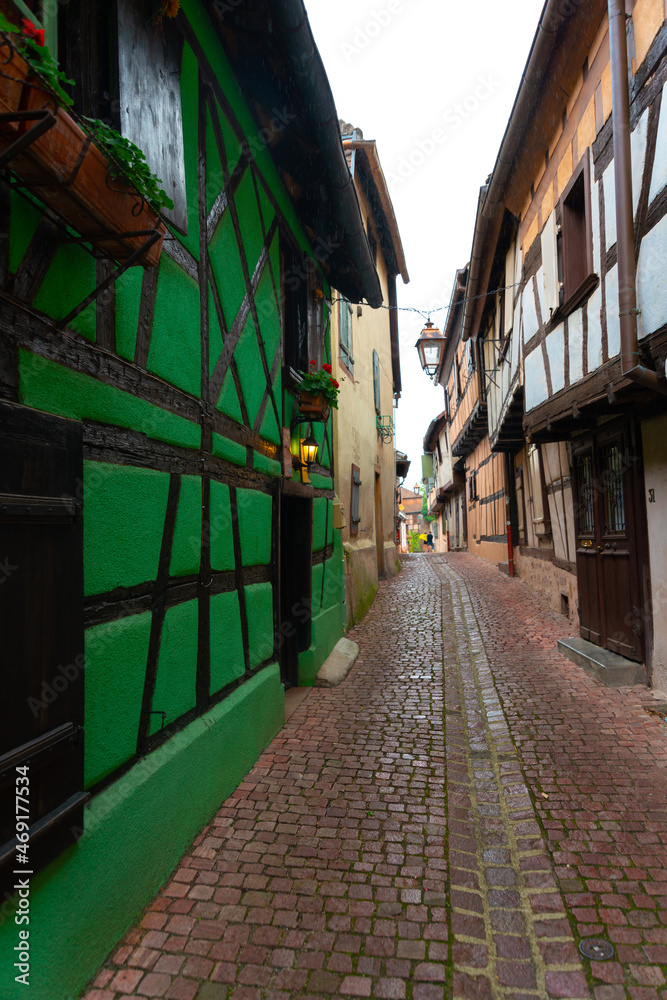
top-left (415, 320), bottom-right (445, 378)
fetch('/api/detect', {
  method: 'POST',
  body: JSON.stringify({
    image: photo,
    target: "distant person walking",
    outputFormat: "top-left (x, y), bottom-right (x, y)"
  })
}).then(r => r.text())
top-left (427, 531), bottom-right (434, 552)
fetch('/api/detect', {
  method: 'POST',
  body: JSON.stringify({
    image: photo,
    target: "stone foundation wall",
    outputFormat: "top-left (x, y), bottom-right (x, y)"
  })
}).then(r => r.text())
top-left (514, 549), bottom-right (579, 630)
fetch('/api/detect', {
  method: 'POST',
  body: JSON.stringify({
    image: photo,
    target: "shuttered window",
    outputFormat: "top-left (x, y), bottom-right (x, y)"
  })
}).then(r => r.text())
top-left (0, 404), bottom-right (86, 893)
top-left (340, 297), bottom-right (354, 372)
top-left (372, 350), bottom-right (381, 414)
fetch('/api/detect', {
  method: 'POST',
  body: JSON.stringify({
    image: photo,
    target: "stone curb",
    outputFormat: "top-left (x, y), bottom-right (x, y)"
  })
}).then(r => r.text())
top-left (314, 637), bottom-right (360, 687)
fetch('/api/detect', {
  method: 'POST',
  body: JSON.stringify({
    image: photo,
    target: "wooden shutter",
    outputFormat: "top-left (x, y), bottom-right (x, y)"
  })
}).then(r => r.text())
top-left (372, 350), bottom-right (380, 413)
top-left (350, 464), bottom-right (361, 534)
top-left (117, 0), bottom-right (187, 232)
top-left (0, 403), bottom-right (86, 895)
top-left (340, 297), bottom-right (353, 371)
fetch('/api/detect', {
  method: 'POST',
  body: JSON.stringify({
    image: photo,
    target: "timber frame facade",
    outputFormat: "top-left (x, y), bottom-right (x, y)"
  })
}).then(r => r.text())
top-left (0, 2), bottom-right (380, 996)
top-left (426, 0), bottom-right (667, 693)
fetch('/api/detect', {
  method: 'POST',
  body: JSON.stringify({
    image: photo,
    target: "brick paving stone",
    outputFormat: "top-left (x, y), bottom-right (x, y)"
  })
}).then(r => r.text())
top-left (82, 554), bottom-right (667, 999)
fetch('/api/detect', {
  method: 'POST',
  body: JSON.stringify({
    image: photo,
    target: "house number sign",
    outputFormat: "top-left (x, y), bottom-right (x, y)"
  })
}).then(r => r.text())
top-left (648, 488), bottom-right (656, 503)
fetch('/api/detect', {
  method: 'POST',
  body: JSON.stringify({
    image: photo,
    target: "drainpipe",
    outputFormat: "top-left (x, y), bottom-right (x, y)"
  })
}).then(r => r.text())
top-left (608, 0), bottom-right (667, 393)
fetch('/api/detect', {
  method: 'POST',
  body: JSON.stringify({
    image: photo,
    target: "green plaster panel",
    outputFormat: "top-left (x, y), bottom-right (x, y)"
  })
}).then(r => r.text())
top-left (84, 462), bottom-right (169, 596)
top-left (209, 208), bottom-right (247, 332)
top-left (179, 0), bottom-right (313, 253)
top-left (209, 284), bottom-right (223, 378)
top-left (234, 316), bottom-right (265, 427)
top-left (210, 590), bottom-right (245, 693)
top-left (115, 267), bottom-right (144, 361)
top-left (0, 665), bottom-right (284, 1000)
top-left (178, 41), bottom-right (200, 260)
top-left (209, 479), bottom-right (235, 571)
top-left (259, 402), bottom-right (280, 447)
top-left (253, 451), bottom-right (281, 477)
top-left (212, 432), bottom-right (246, 467)
top-left (206, 100), bottom-right (241, 211)
top-left (216, 367), bottom-right (244, 422)
top-left (19, 350), bottom-right (200, 449)
top-left (32, 242), bottom-right (96, 340)
top-left (245, 582), bottom-right (274, 667)
top-left (146, 255), bottom-right (200, 397)
top-left (169, 475), bottom-right (202, 577)
top-left (234, 170), bottom-right (265, 275)
top-left (237, 488), bottom-right (272, 566)
top-left (150, 600), bottom-right (198, 735)
top-left (9, 189), bottom-right (42, 273)
top-left (312, 498), bottom-right (329, 552)
top-left (255, 262), bottom-right (281, 364)
top-left (84, 613), bottom-right (151, 788)
top-left (309, 473), bottom-right (334, 490)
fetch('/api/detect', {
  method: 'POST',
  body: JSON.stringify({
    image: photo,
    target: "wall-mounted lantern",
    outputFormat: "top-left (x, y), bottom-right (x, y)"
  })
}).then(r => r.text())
top-left (415, 320), bottom-right (445, 378)
top-left (290, 419), bottom-right (319, 484)
top-left (299, 432), bottom-right (319, 468)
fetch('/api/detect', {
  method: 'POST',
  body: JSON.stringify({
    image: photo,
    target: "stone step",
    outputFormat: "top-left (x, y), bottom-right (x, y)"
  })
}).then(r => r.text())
top-left (557, 635), bottom-right (646, 687)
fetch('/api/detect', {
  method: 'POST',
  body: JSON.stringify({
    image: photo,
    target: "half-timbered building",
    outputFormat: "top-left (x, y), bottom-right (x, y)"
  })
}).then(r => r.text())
top-left (0, 1), bottom-right (380, 994)
top-left (432, 0), bottom-right (667, 690)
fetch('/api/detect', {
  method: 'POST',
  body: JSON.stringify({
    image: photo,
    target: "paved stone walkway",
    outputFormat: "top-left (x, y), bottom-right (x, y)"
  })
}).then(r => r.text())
top-left (84, 554), bottom-right (667, 1000)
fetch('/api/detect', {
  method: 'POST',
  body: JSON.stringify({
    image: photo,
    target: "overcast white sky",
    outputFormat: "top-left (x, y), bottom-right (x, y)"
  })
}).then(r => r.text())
top-left (305, 0), bottom-right (546, 485)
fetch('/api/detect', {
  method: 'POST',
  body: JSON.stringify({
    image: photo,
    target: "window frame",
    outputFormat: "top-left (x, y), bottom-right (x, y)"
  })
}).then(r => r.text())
top-left (527, 443), bottom-right (551, 536)
top-left (558, 149), bottom-right (597, 316)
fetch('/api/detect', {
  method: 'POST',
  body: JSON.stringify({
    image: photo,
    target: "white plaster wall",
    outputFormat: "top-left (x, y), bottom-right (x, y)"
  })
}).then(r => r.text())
top-left (642, 412), bottom-right (667, 694)
top-left (568, 309), bottom-right (584, 384)
top-left (523, 279), bottom-right (539, 343)
top-left (631, 107), bottom-right (650, 218)
top-left (511, 318), bottom-right (521, 384)
top-left (649, 83), bottom-right (667, 204)
top-left (605, 265), bottom-right (621, 358)
top-left (637, 212), bottom-right (667, 339)
top-left (546, 324), bottom-right (565, 393)
top-left (592, 177), bottom-right (601, 276)
top-left (587, 285), bottom-right (603, 372)
top-left (535, 265), bottom-right (546, 324)
top-left (603, 163), bottom-right (617, 250)
top-left (524, 348), bottom-right (548, 411)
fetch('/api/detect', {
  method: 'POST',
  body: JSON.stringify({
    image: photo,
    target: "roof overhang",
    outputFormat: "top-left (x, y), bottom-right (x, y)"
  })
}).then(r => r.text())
top-left (207, 0), bottom-right (383, 307)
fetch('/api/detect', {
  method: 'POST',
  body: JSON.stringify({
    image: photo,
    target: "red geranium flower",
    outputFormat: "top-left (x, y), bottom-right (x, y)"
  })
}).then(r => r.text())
top-left (310, 359), bottom-right (316, 366)
top-left (322, 363), bottom-right (332, 373)
top-left (330, 378), bottom-right (339, 388)
top-left (22, 18), bottom-right (45, 45)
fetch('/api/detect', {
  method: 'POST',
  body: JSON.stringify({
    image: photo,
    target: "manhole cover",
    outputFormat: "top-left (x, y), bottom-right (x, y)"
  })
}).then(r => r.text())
top-left (579, 939), bottom-right (614, 961)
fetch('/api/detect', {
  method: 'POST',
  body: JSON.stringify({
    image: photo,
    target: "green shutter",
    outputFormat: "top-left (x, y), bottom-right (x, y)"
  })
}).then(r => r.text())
top-left (373, 349), bottom-right (380, 413)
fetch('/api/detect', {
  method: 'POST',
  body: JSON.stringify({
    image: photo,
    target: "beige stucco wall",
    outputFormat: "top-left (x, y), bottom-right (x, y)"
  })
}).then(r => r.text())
top-left (642, 412), bottom-right (667, 693)
top-left (332, 181), bottom-right (399, 626)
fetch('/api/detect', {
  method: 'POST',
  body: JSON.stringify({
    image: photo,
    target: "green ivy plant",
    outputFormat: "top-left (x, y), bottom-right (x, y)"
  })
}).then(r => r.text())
top-left (0, 13), bottom-right (74, 106)
top-left (82, 118), bottom-right (174, 213)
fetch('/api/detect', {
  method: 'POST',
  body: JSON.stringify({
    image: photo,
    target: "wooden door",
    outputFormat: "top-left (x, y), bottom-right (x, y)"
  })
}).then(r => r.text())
top-left (572, 421), bottom-right (644, 662)
top-left (0, 402), bottom-right (86, 893)
top-left (278, 492), bottom-right (312, 687)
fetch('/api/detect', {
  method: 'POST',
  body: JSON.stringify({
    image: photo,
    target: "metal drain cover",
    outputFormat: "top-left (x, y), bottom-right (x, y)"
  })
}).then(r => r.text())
top-left (579, 938), bottom-right (614, 961)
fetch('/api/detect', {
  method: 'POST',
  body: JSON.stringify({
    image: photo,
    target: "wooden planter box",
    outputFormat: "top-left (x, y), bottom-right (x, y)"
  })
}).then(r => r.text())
top-left (298, 390), bottom-right (331, 422)
top-left (0, 52), bottom-right (164, 267)
top-left (0, 41), bottom-right (30, 135)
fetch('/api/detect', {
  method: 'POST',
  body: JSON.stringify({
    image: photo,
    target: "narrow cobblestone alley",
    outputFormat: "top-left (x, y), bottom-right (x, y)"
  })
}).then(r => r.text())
top-left (85, 554), bottom-right (667, 1000)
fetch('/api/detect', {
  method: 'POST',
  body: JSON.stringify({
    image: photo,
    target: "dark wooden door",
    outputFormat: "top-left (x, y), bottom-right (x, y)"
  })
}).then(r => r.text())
top-left (572, 421), bottom-right (644, 662)
top-left (278, 492), bottom-right (312, 688)
top-left (0, 402), bottom-right (86, 892)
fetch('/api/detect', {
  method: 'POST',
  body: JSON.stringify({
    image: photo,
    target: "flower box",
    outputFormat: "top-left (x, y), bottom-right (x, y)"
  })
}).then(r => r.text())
top-left (0, 40), bottom-right (30, 134)
top-left (298, 390), bottom-right (330, 422)
top-left (0, 56), bottom-right (164, 267)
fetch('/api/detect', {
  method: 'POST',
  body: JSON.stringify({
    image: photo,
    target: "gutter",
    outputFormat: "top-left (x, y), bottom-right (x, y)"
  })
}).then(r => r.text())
top-left (269, 0), bottom-right (383, 308)
top-left (608, 0), bottom-right (667, 394)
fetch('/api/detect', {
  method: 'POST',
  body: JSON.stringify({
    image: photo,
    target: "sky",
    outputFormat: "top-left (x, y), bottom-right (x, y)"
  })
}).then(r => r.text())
top-left (305, 0), bottom-right (546, 486)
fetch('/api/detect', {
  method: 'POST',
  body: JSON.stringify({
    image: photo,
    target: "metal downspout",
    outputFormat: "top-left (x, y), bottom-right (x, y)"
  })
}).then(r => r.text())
top-left (608, 0), bottom-right (667, 393)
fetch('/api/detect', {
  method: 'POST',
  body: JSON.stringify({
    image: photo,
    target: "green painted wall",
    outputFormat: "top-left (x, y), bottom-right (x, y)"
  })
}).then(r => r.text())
top-left (0, 667), bottom-right (284, 1000)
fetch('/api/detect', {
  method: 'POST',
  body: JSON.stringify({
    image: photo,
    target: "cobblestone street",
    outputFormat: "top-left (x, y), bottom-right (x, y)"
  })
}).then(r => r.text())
top-left (85, 554), bottom-right (667, 1000)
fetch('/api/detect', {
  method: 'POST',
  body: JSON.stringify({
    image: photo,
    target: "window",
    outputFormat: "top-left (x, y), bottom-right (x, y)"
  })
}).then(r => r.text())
top-left (455, 358), bottom-right (462, 399)
top-left (497, 291), bottom-right (510, 360)
top-left (339, 295), bottom-right (354, 372)
top-left (468, 470), bottom-right (478, 502)
top-left (367, 223), bottom-right (377, 266)
top-left (58, 0), bottom-right (188, 231)
top-left (515, 464), bottom-right (527, 544)
top-left (372, 349), bottom-right (381, 414)
top-left (559, 150), bottom-right (595, 314)
top-left (527, 444), bottom-right (551, 535)
top-left (350, 464), bottom-right (361, 534)
top-left (444, 388), bottom-right (450, 422)
top-left (282, 240), bottom-right (313, 373)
